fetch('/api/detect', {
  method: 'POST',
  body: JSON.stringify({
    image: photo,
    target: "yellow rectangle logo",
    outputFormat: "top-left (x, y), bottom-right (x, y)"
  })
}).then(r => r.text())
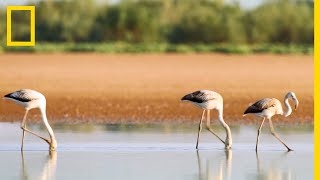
top-left (7, 6), bottom-right (35, 47)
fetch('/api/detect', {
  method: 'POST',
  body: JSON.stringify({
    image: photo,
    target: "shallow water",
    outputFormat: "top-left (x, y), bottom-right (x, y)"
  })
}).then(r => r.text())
top-left (0, 123), bottom-right (313, 180)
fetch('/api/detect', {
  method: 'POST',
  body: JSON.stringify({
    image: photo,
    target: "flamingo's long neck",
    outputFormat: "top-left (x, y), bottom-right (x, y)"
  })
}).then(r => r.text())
top-left (40, 107), bottom-right (57, 149)
top-left (217, 107), bottom-right (232, 149)
top-left (283, 97), bottom-right (292, 117)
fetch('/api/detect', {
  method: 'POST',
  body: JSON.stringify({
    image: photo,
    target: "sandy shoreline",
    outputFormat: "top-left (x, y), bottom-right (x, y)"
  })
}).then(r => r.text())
top-left (0, 53), bottom-right (313, 124)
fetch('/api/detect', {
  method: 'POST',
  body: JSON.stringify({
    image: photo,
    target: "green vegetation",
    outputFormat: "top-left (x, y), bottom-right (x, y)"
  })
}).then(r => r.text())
top-left (0, 43), bottom-right (313, 54)
top-left (0, 0), bottom-right (313, 54)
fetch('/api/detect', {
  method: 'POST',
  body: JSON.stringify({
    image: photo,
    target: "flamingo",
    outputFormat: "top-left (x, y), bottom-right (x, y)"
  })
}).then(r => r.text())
top-left (3, 89), bottom-right (57, 151)
top-left (243, 92), bottom-right (299, 151)
top-left (181, 90), bottom-right (232, 149)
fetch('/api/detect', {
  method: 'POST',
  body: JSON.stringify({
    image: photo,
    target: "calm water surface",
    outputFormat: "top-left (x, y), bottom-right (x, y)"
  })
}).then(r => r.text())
top-left (0, 123), bottom-right (313, 180)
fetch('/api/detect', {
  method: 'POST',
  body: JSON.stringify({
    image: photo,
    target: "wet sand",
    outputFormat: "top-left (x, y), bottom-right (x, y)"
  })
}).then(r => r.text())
top-left (0, 53), bottom-right (313, 124)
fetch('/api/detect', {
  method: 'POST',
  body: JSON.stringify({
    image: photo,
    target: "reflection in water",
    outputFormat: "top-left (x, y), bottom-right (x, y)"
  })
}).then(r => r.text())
top-left (21, 151), bottom-right (57, 180)
top-left (0, 123), bottom-right (312, 180)
top-left (255, 151), bottom-right (293, 180)
top-left (197, 150), bottom-right (232, 180)
top-left (196, 150), bottom-right (296, 180)
top-left (21, 152), bottom-right (27, 180)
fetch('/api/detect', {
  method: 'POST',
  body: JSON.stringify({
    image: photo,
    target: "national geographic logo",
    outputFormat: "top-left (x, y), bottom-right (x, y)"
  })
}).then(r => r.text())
top-left (6, 6), bottom-right (35, 47)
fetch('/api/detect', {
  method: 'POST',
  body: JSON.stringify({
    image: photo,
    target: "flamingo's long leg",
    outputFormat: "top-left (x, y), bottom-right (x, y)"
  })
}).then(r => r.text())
top-left (20, 110), bottom-right (29, 151)
top-left (22, 128), bottom-right (51, 144)
top-left (206, 110), bottom-right (225, 144)
top-left (268, 118), bottom-right (293, 151)
top-left (255, 118), bottom-right (265, 151)
top-left (196, 110), bottom-right (206, 149)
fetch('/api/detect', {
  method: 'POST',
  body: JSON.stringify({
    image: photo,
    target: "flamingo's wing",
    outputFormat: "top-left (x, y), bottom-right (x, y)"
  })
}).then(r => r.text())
top-left (4, 89), bottom-right (41, 102)
top-left (244, 98), bottom-right (277, 114)
top-left (181, 90), bottom-right (216, 103)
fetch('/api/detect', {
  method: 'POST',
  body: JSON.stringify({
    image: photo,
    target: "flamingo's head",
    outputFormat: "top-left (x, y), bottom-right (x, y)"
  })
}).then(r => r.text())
top-left (286, 92), bottom-right (299, 110)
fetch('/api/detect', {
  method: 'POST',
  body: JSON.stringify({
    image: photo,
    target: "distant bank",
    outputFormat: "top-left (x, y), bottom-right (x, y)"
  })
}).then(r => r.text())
top-left (1, 43), bottom-right (314, 55)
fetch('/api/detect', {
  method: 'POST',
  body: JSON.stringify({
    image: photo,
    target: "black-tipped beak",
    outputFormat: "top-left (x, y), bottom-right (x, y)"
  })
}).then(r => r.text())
top-left (293, 99), bottom-right (299, 111)
top-left (181, 94), bottom-right (192, 101)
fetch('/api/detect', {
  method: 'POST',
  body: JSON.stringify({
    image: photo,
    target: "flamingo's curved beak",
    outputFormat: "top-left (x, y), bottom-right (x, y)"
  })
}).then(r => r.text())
top-left (293, 98), bottom-right (299, 111)
top-left (181, 94), bottom-right (192, 101)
